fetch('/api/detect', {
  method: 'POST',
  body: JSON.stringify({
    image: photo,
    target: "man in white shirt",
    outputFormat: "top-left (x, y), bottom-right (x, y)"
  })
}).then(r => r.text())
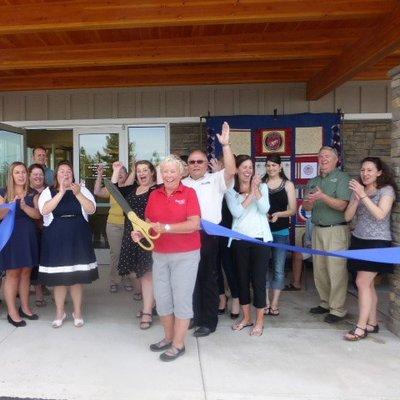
top-left (182, 122), bottom-right (236, 337)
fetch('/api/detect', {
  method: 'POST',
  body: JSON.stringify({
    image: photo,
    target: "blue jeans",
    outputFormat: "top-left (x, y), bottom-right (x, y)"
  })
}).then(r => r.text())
top-left (266, 234), bottom-right (289, 290)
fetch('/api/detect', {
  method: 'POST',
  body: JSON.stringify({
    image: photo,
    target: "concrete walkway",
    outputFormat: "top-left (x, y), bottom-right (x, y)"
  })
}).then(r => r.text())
top-left (0, 266), bottom-right (399, 400)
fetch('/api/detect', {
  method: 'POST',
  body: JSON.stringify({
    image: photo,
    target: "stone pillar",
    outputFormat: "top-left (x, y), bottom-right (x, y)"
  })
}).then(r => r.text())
top-left (388, 65), bottom-right (400, 336)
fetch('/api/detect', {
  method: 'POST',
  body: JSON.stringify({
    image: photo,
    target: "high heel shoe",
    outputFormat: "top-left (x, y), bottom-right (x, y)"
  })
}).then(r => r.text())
top-left (230, 312), bottom-right (240, 319)
top-left (19, 307), bottom-right (39, 320)
top-left (52, 313), bottom-right (67, 328)
top-left (218, 307), bottom-right (226, 315)
top-left (72, 312), bottom-right (84, 327)
top-left (7, 314), bottom-right (26, 327)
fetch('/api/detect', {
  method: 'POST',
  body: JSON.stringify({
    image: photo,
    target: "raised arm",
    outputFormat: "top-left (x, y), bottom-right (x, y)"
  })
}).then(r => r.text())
top-left (94, 164), bottom-right (109, 198)
top-left (216, 122), bottom-right (236, 185)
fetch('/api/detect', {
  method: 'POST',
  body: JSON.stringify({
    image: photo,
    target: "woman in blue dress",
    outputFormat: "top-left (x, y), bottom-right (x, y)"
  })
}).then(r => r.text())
top-left (38, 161), bottom-right (98, 328)
top-left (0, 161), bottom-right (41, 327)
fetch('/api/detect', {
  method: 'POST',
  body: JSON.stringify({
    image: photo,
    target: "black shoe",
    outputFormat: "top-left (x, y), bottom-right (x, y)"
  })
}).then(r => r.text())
top-left (150, 339), bottom-right (172, 352)
top-left (7, 314), bottom-right (26, 327)
top-left (230, 313), bottom-right (240, 320)
top-left (19, 307), bottom-right (39, 320)
top-left (193, 326), bottom-right (214, 337)
top-left (324, 313), bottom-right (345, 323)
top-left (283, 284), bottom-right (301, 291)
top-left (159, 346), bottom-right (185, 362)
top-left (309, 306), bottom-right (330, 314)
top-left (218, 308), bottom-right (226, 315)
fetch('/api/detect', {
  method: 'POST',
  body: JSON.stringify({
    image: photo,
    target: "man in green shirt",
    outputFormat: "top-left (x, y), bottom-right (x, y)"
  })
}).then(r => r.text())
top-left (303, 146), bottom-right (351, 323)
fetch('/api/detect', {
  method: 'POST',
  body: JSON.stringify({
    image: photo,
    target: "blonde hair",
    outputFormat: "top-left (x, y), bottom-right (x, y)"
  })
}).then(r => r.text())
top-left (159, 155), bottom-right (185, 176)
top-left (5, 162), bottom-right (29, 202)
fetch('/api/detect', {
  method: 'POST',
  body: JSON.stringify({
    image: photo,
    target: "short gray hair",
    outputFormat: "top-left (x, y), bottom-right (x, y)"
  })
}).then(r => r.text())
top-left (318, 146), bottom-right (338, 158)
top-left (159, 154), bottom-right (185, 176)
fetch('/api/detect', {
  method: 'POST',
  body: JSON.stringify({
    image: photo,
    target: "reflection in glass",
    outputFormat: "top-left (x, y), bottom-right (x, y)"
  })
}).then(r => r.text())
top-left (128, 126), bottom-right (167, 166)
top-left (79, 133), bottom-right (120, 249)
top-left (0, 131), bottom-right (23, 187)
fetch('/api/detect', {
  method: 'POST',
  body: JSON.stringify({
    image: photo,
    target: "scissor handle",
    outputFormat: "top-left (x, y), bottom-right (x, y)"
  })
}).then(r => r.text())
top-left (127, 211), bottom-right (160, 251)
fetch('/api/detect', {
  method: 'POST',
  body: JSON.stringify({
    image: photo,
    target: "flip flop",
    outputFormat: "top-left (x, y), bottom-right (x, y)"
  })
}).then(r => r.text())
top-left (250, 326), bottom-right (264, 337)
top-left (35, 299), bottom-right (47, 307)
top-left (232, 322), bottom-right (253, 331)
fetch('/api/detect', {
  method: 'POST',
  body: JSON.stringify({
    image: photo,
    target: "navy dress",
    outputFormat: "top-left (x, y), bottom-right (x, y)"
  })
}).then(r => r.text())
top-left (0, 188), bottom-right (39, 271)
top-left (38, 189), bottom-right (98, 286)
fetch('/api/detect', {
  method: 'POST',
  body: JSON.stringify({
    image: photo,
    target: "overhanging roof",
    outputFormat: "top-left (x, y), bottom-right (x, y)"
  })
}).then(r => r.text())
top-left (0, 0), bottom-right (399, 99)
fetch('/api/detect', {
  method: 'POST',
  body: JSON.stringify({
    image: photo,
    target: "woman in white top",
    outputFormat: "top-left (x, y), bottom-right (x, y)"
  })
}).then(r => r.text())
top-left (225, 155), bottom-right (272, 337)
top-left (38, 161), bottom-right (98, 328)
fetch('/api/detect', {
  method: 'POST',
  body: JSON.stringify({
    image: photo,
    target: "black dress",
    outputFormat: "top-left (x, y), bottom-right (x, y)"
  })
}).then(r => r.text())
top-left (38, 188), bottom-right (98, 286)
top-left (0, 188), bottom-right (39, 271)
top-left (118, 184), bottom-right (156, 278)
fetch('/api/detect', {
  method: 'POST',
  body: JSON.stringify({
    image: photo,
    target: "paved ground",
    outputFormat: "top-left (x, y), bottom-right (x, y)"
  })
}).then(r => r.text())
top-left (0, 265), bottom-right (399, 400)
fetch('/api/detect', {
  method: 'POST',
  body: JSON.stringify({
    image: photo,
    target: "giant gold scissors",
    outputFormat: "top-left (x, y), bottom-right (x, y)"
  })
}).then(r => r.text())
top-left (104, 178), bottom-right (159, 251)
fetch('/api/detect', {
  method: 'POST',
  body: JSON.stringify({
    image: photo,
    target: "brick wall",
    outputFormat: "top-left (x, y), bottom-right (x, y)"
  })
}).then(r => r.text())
top-left (388, 66), bottom-right (400, 336)
top-left (342, 120), bottom-right (392, 178)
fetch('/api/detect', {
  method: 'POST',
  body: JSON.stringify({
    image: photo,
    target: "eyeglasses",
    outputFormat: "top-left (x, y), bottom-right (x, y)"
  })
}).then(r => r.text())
top-left (188, 160), bottom-right (206, 165)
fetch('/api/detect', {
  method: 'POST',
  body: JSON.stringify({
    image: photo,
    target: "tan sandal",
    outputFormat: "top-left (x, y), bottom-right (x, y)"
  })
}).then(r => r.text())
top-left (250, 326), bottom-right (264, 337)
top-left (344, 325), bottom-right (368, 341)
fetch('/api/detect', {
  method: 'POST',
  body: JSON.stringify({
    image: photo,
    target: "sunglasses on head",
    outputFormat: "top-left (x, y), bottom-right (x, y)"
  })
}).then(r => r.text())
top-left (188, 160), bottom-right (206, 165)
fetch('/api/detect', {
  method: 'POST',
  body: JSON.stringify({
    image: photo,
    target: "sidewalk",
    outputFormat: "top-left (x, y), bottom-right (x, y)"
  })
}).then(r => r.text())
top-left (0, 266), bottom-right (399, 400)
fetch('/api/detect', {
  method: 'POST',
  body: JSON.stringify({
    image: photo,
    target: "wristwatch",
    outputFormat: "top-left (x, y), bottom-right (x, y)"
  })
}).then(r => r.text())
top-left (164, 224), bottom-right (171, 232)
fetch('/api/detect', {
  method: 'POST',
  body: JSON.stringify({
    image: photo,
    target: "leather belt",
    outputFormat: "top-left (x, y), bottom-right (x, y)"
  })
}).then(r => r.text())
top-left (315, 222), bottom-right (348, 228)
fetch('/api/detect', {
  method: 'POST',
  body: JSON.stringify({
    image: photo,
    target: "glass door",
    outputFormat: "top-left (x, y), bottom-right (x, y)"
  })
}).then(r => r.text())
top-left (0, 123), bottom-right (25, 187)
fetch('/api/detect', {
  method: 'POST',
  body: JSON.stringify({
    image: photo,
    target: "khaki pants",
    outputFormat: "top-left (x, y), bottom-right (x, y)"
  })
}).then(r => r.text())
top-left (312, 225), bottom-right (350, 317)
top-left (106, 222), bottom-right (124, 285)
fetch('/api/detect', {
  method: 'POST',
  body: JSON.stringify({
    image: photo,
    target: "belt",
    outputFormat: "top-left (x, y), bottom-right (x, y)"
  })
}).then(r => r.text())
top-left (315, 222), bottom-right (348, 228)
top-left (59, 214), bottom-right (78, 218)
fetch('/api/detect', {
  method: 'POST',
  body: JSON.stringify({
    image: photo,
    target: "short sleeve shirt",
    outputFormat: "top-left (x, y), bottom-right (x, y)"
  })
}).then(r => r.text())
top-left (352, 185), bottom-right (395, 241)
top-left (145, 183), bottom-right (201, 253)
top-left (182, 170), bottom-right (228, 224)
top-left (306, 168), bottom-right (351, 226)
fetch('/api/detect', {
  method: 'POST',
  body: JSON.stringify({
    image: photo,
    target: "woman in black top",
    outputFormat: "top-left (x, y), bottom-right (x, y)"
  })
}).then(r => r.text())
top-left (262, 155), bottom-right (296, 316)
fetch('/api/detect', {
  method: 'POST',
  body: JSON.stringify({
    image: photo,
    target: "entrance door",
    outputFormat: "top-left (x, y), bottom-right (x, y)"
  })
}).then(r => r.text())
top-left (0, 123), bottom-right (26, 186)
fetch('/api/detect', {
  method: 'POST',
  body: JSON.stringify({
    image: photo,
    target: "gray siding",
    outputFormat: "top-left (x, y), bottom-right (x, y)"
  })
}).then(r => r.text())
top-left (0, 81), bottom-right (391, 122)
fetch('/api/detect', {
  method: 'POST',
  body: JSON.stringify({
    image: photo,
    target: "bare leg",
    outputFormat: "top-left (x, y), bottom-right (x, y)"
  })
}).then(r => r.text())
top-left (368, 279), bottom-right (379, 326)
top-left (70, 284), bottom-right (83, 319)
top-left (139, 272), bottom-right (154, 327)
top-left (345, 271), bottom-right (376, 339)
top-left (292, 253), bottom-right (303, 288)
top-left (172, 317), bottom-right (190, 349)
top-left (160, 314), bottom-right (175, 342)
top-left (53, 286), bottom-right (68, 319)
top-left (231, 297), bottom-right (240, 315)
top-left (4, 269), bottom-right (22, 321)
top-left (35, 285), bottom-right (44, 305)
top-left (271, 289), bottom-right (281, 313)
top-left (234, 303), bottom-right (252, 328)
top-left (19, 267), bottom-right (33, 315)
top-left (219, 293), bottom-right (227, 310)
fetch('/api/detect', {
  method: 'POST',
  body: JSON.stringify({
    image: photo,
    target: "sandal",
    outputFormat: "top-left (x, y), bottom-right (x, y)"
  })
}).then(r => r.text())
top-left (109, 284), bottom-right (118, 293)
top-left (232, 321), bottom-right (253, 331)
top-left (139, 313), bottom-right (153, 330)
top-left (35, 299), bottom-right (47, 307)
top-left (133, 292), bottom-right (142, 301)
top-left (344, 325), bottom-right (368, 341)
top-left (366, 323), bottom-right (379, 333)
top-left (269, 308), bottom-right (280, 316)
top-left (264, 306), bottom-right (271, 315)
top-left (250, 326), bottom-right (264, 337)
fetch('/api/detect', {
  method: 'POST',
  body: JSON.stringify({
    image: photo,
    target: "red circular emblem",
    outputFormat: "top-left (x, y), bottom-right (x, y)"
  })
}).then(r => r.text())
top-left (264, 131), bottom-right (283, 151)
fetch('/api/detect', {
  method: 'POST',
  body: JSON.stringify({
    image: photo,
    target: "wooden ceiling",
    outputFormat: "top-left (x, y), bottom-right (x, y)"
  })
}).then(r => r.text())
top-left (0, 0), bottom-right (400, 99)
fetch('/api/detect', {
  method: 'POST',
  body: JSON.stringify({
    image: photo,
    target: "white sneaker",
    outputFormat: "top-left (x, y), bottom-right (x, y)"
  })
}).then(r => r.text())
top-left (72, 312), bottom-right (84, 327)
top-left (52, 313), bottom-right (67, 328)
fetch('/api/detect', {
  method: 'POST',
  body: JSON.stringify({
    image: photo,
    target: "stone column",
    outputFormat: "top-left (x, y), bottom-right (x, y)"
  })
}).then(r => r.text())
top-left (388, 65), bottom-right (400, 336)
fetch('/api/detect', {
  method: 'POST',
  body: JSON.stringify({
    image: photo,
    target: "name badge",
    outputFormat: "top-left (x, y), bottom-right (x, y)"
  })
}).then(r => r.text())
top-left (175, 199), bottom-right (186, 205)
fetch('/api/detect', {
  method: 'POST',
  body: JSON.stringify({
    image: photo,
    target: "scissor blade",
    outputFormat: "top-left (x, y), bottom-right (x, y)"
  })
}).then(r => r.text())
top-left (103, 178), bottom-right (133, 216)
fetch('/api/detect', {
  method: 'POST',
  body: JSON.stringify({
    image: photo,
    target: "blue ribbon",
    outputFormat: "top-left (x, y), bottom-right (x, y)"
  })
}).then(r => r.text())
top-left (0, 202), bottom-right (16, 252)
top-left (201, 219), bottom-right (399, 265)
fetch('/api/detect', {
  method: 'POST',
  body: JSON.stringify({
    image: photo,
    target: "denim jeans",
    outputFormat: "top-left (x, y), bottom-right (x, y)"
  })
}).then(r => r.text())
top-left (266, 234), bottom-right (289, 290)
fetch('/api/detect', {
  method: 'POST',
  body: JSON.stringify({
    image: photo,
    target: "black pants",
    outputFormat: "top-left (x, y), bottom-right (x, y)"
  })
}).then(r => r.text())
top-left (217, 236), bottom-right (239, 298)
top-left (231, 240), bottom-right (270, 309)
top-left (193, 233), bottom-right (219, 331)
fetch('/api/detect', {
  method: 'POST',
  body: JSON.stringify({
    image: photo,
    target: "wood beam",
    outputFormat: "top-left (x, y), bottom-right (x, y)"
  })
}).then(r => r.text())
top-left (0, 31), bottom-right (349, 71)
top-left (307, 4), bottom-right (400, 100)
top-left (0, 0), bottom-right (396, 34)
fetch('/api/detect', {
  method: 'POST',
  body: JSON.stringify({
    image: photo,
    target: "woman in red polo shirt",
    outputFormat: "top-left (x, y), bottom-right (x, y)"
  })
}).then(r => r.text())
top-left (133, 155), bottom-right (201, 362)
